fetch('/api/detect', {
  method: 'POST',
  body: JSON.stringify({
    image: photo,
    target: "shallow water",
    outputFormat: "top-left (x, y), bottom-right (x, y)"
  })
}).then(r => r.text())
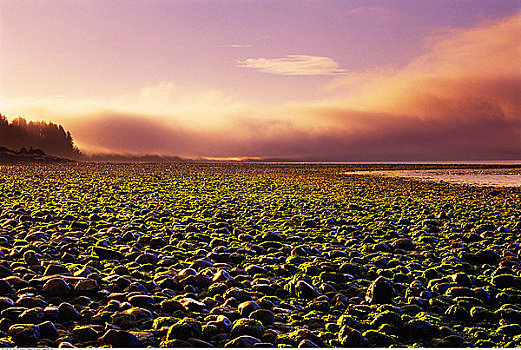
top-left (347, 168), bottom-right (521, 187)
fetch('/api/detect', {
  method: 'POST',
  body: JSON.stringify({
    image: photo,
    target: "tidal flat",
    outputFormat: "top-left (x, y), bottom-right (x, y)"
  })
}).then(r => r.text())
top-left (0, 163), bottom-right (520, 347)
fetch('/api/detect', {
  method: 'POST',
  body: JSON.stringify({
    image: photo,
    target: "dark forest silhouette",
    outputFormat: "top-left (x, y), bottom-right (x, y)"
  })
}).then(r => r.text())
top-left (0, 114), bottom-right (81, 158)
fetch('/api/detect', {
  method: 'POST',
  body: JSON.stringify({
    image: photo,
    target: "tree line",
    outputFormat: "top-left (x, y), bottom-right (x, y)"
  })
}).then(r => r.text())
top-left (0, 114), bottom-right (81, 158)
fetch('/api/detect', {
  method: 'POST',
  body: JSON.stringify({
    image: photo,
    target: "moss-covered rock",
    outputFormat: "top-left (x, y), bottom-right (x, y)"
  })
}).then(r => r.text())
top-left (166, 317), bottom-right (202, 340)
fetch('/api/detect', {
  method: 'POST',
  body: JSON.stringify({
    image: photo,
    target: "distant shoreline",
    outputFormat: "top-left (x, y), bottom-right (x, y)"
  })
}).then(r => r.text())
top-left (0, 150), bottom-right (75, 164)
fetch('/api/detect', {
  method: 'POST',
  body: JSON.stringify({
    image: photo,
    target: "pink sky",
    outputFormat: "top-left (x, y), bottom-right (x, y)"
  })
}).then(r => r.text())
top-left (1, 0), bottom-right (520, 160)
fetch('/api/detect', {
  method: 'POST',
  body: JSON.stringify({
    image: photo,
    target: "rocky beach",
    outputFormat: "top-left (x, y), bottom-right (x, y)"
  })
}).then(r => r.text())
top-left (0, 163), bottom-right (519, 347)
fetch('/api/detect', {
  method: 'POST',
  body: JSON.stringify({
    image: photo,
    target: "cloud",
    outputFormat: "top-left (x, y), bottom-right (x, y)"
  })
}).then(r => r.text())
top-left (217, 44), bottom-right (253, 48)
top-left (324, 12), bottom-right (521, 121)
top-left (3, 13), bottom-right (520, 161)
top-left (217, 35), bottom-right (271, 49)
top-left (238, 55), bottom-right (346, 76)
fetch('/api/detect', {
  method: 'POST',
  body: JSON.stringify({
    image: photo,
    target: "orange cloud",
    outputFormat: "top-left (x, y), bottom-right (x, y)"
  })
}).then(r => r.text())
top-left (325, 12), bottom-right (521, 119)
top-left (3, 12), bottom-right (520, 161)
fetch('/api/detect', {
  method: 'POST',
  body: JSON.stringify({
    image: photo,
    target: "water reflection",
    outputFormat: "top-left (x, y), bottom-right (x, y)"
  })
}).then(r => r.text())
top-left (346, 168), bottom-right (521, 187)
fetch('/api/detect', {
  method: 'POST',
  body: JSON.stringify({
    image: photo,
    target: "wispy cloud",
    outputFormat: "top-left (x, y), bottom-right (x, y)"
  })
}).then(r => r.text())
top-left (254, 35), bottom-right (273, 42)
top-left (218, 34), bottom-right (272, 49)
top-left (238, 55), bottom-right (346, 76)
top-left (3, 13), bottom-right (520, 161)
top-left (217, 44), bottom-right (253, 48)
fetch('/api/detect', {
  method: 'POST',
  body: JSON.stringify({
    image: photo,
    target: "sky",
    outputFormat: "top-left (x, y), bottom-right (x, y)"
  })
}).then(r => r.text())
top-left (1, 0), bottom-right (520, 161)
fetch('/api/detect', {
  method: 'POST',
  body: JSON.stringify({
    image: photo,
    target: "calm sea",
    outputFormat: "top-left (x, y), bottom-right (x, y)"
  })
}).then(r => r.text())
top-left (346, 167), bottom-right (521, 187)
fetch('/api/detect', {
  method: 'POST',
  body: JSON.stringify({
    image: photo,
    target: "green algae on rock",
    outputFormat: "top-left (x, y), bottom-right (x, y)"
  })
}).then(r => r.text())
top-left (0, 163), bottom-right (519, 347)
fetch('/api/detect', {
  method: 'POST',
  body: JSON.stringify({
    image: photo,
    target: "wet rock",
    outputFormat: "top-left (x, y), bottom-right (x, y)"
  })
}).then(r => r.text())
top-left (42, 278), bottom-right (71, 297)
top-left (223, 287), bottom-right (251, 302)
top-left (71, 325), bottom-right (99, 341)
top-left (0, 264), bottom-right (12, 278)
top-left (252, 283), bottom-right (276, 295)
top-left (93, 246), bottom-right (123, 260)
top-left (23, 251), bottom-right (40, 265)
top-left (58, 302), bottom-right (80, 321)
top-left (225, 335), bottom-right (262, 347)
top-left (370, 310), bottom-right (402, 328)
top-left (151, 316), bottom-right (176, 330)
top-left (160, 339), bottom-right (192, 347)
top-left (102, 329), bottom-right (141, 347)
top-left (126, 281), bottom-right (147, 293)
top-left (231, 318), bottom-right (264, 338)
top-left (166, 317), bottom-right (202, 340)
top-left (44, 264), bottom-right (69, 276)
top-left (73, 266), bottom-right (91, 278)
top-left (245, 265), bottom-right (268, 276)
top-left (0, 339), bottom-right (14, 347)
top-left (406, 319), bottom-right (436, 340)
top-left (253, 342), bottom-right (275, 347)
top-left (0, 280), bottom-right (15, 295)
top-left (201, 323), bottom-right (219, 340)
top-left (473, 287), bottom-right (490, 302)
top-left (195, 274), bottom-right (211, 288)
top-left (470, 306), bottom-right (495, 322)
top-left (58, 341), bottom-right (76, 348)
top-left (136, 253), bottom-right (159, 265)
top-left (446, 286), bottom-right (474, 298)
top-left (433, 334), bottom-right (469, 347)
top-left (1, 306), bottom-right (28, 320)
top-left (338, 326), bottom-right (368, 347)
top-left (250, 309), bottom-right (275, 326)
top-left (178, 268), bottom-right (197, 278)
top-left (216, 314), bottom-right (233, 331)
top-left (307, 299), bottom-right (330, 313)
top-left (260, 231), bottom-right (283, 242)
top-left (43, 305), bottom-right (60, 321)
top-left (363, 330), bottom-right (396, 347)
top-left (0, 317), bottom-right (11, 332)
top-left (401, 304), bottom-right (423, 316)
top-left (0, 296), bottom-right (14, 310)
top-left (38, 320), bottom-right (58, 339)
top-left (476, 250), bottom-right (500, 264)
top-left (8, 324), bottom-right (40, 345)
top-left (238, 300), bottom-right (260, 317)
top-left (366, 276), bottom-right (395, 304)
top-left (451, 273), bottom-right (472, 287)
top-left (445, 304), bottom-right (470, 321)
top-left (18, 307), bottom-right (46, 324)
top-left (374, 242), bottom-right (391, 253)
top-left (180, 275), bottom-right (197, 288)
top-left (128, 294), bottom-right (154, 307)
top-left (212, 269), bottom-right (234, 283)
top-left (496, 308), bottom-right (521, 323)
top-left (392, 238), bottom-right (415, 251)
top-left (492, 274), bottom-right (520, 289)
top-left (499, 324), bottom-right (521, 336)
top-left (160, 299), bottom-right (184, 312)
top-left (5, 275), bottom-right (29, 289)
top-left (111, 311), bottom-right (136, 329)
top-left (187, 337), bottom-right (214, 347)
top-left (276, 328), bottom-right (325, 347)
top-left (16, 296), bottom-right (48, 308)
top-left (157, 277), bottom-right (178, 290)
top-left (295, 281), bottom-right (321, 300)
top-left (298, 339), bottom-right (319, 347)
top-left (180, 298), bottom-right (206, 312)
top-left (123, 307), bottom-right (153, 320)
top-left (74, 278), bottom-right (99, 295)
